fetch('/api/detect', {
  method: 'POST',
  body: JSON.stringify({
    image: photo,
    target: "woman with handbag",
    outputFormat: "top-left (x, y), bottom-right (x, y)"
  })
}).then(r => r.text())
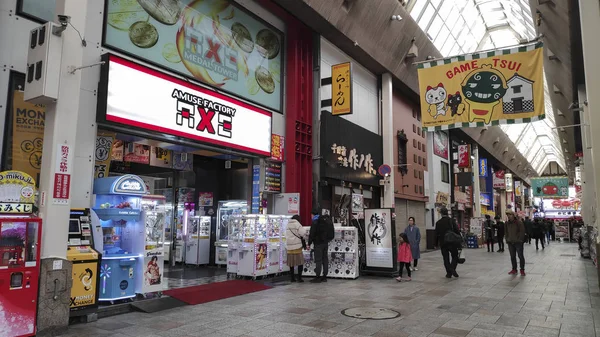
top-left (285, 215), bottom-right (307, 282)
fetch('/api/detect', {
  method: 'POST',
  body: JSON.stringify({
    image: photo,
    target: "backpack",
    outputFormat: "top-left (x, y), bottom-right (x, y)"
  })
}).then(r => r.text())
top-left (319, 214), bottom-right (335, 241)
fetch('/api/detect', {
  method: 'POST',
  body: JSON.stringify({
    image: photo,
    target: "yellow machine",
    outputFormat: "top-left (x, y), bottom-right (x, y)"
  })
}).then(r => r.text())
top-left (67, 209), bottom-right (101, 318)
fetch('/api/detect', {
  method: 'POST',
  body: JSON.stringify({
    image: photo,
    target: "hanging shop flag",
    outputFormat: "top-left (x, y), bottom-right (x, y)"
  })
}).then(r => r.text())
top-left (531, 176), bottom-right (569, 198)
top-left (433, 131), bottom-right (448, 159)
top-left (457, 144), bottom-right (471, 168)
top-left (480, 192), bottom-right (491, 206)
top-left (505, 173), bottom-right (513, 192)
top-left (270, 134), bottom-right (284, 162)
top-left (479, 158), bottom-right (488, 177)
top-left (514, 180), bottom-right (522, 197)
top-left (493, 169), bottom-right (505, 189)
top-left (11, 90), bottom-right (45, 182)
top-left (103, 0), bottom-right (283, 112)
top-left (331, 62), bottom-right (352, 115)
top-left (417, 42), bottom-right (545, 131)
top-left (94, 131), bottom-right (115, 179)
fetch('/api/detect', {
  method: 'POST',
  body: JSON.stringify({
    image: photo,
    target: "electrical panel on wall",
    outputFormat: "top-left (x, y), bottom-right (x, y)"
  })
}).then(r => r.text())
top-left (24, 22), bottom-right (63, 104)
top-left (303, 227), bottom-right (359, 279)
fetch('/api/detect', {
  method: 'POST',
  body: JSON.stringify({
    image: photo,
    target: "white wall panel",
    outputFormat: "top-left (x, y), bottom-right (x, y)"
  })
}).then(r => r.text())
top-left (320, 38), bottom-right (379, 134)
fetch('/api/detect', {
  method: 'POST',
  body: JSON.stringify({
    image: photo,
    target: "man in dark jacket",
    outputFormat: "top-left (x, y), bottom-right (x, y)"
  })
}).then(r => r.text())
top-left (532, 218), bottom-right (545, 250)
top-left (484, 215), bottom-right (496, 252)
top-left (308, 208), bottom-right (334, 283)
top-left (435, 207), bottom-right (460, 278)
top-left (505, 210), bottom-right (526, 276)
top-left (495, 215), bottom-right (505, 252)
top-left (524, 217), bottom-right (533, 244)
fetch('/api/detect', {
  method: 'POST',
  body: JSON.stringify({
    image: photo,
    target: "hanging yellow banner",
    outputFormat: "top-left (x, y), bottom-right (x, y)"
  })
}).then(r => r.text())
top-left (94, 131), bottom-right (115, 179)
top-left (417, 42), bottom-right (545, 131)
top-left (331, 62), bottom-right (352, 115)
top-left (11, 90), bottom-right (45, 182)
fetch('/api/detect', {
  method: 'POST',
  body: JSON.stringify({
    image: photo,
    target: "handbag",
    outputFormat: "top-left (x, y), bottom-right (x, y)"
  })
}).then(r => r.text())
top-left (444, 231), bottom-right (463, 247)
top-left (458, 249), bottom-right (466, 264)
top-left (291, 229), bottom-right (307, 250)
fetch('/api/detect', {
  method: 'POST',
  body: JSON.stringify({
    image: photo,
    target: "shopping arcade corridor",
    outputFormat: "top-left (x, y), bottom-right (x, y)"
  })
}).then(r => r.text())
top-left (59, 242), bottom-right (599, 337)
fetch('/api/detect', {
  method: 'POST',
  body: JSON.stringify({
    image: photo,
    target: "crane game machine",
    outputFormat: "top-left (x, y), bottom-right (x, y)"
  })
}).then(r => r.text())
top-left (67, 209), bottom-right (101, 317)
top-left (92, 175), bottom-right (147, 303)
top-left (139, 195), bottom-right (166, 294)
top-left (0, 170), bottom-right (42, 337)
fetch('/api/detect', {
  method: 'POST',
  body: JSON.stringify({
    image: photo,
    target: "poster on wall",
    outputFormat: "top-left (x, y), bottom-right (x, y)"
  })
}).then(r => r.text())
top-left (143, 256), bottom-right (164, 293)
top-left (11, 90), bottom-right (45, 182)
top-left (264, 162), bottom-right (281, 193)
top-left (364, 208), bottom-right (395, 270)
top-left (531, 176), bottom-right (569, 198)
top-left (124, 143), bottom-right (150, 164)
top-left (514, 180), bottom-right (522, 196)
top-left (198, 192), bottom-right (214, 207)
top-left (173, 152), bottom-right (193, 171)
top-left (103, 0), bottom-right (283, 112)
top-left (150, 147), bottom-right (172, 168)
top-left (100, 54), bottom-right (273, 157)
top-left (493, 169), bottom-right (506, 189)
top-left (457, 144), bottom-right (471, 168)
top-left (70, 261), bottom-right (99, 309)
top-left (94, 132), bottom-right (115, 178)
top-left (418, 43), bottom-right (545, 131)
top-left (111, 140), bottom-right (124, 161)
top-left (433, 131), bottom-right (448, 159)
top-left (251, 165), bottom-right (260, 214)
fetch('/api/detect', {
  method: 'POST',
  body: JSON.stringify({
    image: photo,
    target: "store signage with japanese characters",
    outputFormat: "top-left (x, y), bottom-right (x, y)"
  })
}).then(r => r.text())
top-left (53, 144), bottom-right (72, 204)
top-left (479, 158), bottom-right (488, 177)
top-left (270, 134), bottom-right (284, 162)
top-left (505, 173), bottom-right (513, 192)
top-left (321, 112), bottom-right (383, 186)
top-left (99, 54), bottom-right (272, 157)
top-left (457, 144), bottom-right (471, 168)
top-left (493, 169), bottom-right (506, 189)
top-left (331, 62), bottom-right (352, 115)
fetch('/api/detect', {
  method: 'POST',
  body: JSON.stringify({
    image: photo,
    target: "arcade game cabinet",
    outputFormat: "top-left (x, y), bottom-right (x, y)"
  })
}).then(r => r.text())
top-left (92, 175), bottom-right (147, 303)
top-left (0, 217), bottom-right (42, 337)
top-left (67, 209), bottom-right (101, 317)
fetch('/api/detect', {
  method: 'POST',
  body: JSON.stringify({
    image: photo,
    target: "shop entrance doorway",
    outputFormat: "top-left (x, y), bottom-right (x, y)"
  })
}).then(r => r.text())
top-left (102, 132), bottom-right (250, 293)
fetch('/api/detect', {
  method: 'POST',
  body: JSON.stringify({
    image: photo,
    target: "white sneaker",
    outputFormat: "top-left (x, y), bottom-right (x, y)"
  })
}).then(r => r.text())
top-left (413, 267), bottom-right (419, 271)
top-left (410, 267), bottom-right (415, 271)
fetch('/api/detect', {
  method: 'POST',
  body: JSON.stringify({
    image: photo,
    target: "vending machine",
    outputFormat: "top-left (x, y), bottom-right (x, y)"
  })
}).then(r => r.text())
top-left (67, 209), bottom-right (101, 316)
top-left (0, 217), bottom-right (42, 337)
top-left (92, 175), bottom-right (147, 302)
top-left (138, 195), bottom-right (166, 294)
top-left (185, 216), bottom-right (211, 265)
top-left (215, 200), bottom-right (247, 265)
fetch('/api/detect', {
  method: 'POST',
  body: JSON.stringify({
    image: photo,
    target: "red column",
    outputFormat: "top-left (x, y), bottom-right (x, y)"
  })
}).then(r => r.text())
top-left (284, 23), bottom-right (313, 224)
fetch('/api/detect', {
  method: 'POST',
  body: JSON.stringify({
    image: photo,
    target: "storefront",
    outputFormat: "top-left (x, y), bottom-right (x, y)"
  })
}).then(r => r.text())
top-left (318, 111), bottom-right (382, 225)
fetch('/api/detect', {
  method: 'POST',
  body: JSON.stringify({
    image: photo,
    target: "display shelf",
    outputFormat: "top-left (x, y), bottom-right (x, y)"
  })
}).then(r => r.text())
top-left (303, 227), bottom-right (359, 279)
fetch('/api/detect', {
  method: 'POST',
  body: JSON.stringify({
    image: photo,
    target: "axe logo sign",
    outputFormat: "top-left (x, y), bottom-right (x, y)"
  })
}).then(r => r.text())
top-left (172, 89), bottom-right (235, 139)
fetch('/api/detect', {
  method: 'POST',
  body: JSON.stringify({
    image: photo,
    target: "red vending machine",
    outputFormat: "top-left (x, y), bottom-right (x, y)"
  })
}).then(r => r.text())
top-left (0, 217), bottom-right (42, 337)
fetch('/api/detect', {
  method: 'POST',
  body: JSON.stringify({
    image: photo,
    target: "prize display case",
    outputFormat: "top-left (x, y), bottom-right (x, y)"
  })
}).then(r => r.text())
top-left (185, 216), bottom-right (211, 265)
top-left (215, 200), bottom-right (247, 265)
top-left (92, 175), bottom-right (147, 302)
top-left (303, 226), bottom-right (359, 279)
top-left (228, 214), bottom-right (290, 278)
top-left (138, 195), bottom-right (166, 294)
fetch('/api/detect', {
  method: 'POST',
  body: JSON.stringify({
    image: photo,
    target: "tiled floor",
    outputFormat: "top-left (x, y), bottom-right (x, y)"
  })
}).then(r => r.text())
top-left (60, 242), bottom-right (600, 337)
top-left (163, 265), bottom-right (228, 290)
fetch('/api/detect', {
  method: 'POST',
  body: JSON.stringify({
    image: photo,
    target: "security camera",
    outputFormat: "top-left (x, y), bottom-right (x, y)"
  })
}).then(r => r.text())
top-left (53, 15), bottom-right (70, 36)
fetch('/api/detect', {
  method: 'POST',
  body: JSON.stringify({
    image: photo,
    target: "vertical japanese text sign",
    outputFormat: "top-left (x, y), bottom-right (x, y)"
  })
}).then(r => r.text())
top-left (331, 62), bottom-right (352, 115)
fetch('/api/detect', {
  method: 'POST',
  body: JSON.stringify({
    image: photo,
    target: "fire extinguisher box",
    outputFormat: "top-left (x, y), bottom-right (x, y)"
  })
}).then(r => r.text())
top-left (0, 217), bottom-right (42, 337)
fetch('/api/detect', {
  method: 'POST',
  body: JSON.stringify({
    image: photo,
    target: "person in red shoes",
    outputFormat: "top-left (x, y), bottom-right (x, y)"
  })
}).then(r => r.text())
top-left (505, 210), bottom-right (526, 276)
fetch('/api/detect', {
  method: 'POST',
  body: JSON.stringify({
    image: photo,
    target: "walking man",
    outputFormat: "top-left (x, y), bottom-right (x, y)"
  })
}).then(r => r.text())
top-left (495, 215), bottom-right (505, 252)
top-left (533, 218), bottom-right (545, 250)
top-left (308, 208), bottom-right (334, 283)
top-left (505, 210), bottom-right (526, 276)
top-left (524, 216), bottom-right (533, 244)
top-left (435, 207), bottom-right (461, 278)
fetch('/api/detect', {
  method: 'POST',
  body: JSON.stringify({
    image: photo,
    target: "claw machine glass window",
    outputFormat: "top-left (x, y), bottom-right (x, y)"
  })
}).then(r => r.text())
top-left (215, 200), bottom-right (247, 265)
top-left (185, 216), bottom-right (211, 265)
top-left (237, 215), bottom-right (268, 278)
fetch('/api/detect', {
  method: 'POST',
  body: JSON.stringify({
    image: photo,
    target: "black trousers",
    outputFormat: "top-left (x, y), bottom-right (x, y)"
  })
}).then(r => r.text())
top-left (486, 238), bottom-right (495, 251)
top-left (313, 243), bottom-right (329, 277)
top-left (398, 262), bottom-right (411, 277)
top-left (535, 237), bottom-right (545, 249)
top-left (441, 246), bottom-right (459, 275)
top-left (507, 242), bottom-right (525, 270)
top-left (497, 236), bottom-right (505, 251)
top-left (290, 265), bottom-right (303, 280)
top-left (413, 259), bottom-right (418, 267)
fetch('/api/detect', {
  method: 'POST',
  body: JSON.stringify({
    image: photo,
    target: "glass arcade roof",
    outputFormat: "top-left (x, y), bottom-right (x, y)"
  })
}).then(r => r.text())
top-left (408, 0), bottom-right (565, 174)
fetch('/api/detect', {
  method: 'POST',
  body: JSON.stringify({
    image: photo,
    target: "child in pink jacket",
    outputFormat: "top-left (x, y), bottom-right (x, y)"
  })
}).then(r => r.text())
top-left (396, 233), bottom-right (413, 282)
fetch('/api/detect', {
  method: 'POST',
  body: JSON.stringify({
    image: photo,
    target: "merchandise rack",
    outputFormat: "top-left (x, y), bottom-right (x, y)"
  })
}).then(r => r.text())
top-left (303, 226), bottom-right (359, 279)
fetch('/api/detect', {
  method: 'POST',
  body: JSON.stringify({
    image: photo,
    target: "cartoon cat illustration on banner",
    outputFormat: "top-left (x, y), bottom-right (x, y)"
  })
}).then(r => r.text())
top-left (461, 65), bottom-right (508, 124)
top-left (425, 83), bottom-right (447, 119)
top-left (447, 92), bottom-right (465, 117)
